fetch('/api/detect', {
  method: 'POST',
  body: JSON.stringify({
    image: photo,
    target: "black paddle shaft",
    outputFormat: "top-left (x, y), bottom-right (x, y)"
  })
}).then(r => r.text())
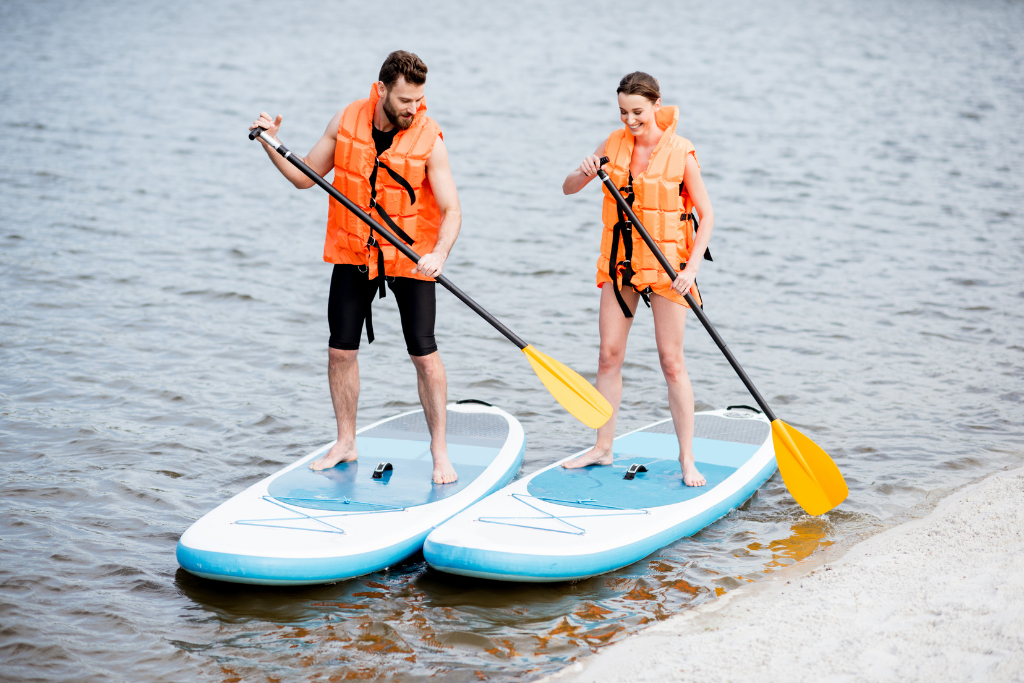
top-left (249, 127), bottom-right (528, 350)
top-left (595, 156), bottom-right (777, 422)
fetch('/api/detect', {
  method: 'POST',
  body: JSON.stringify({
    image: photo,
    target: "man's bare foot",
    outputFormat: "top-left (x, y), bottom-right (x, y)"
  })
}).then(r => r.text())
top-left (432, 450), bottom-right (458, 484)
top-left (681, 457), bottom-right (706, 487)
top-left (309, 441), bottom-right (358, 471)
top-left (562, 445), bottom-right (614, 469)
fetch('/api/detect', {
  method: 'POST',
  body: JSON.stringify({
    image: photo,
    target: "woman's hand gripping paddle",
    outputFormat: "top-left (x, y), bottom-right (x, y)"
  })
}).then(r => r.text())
top-left (246, 127), bottom-right (612, 429)
top-left (594, 156), bottom-right (847, 514)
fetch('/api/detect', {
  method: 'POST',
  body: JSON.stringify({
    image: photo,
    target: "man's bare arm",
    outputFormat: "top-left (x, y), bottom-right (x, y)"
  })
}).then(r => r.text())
top-left (412, 137), bottom-right (461, 278)
top-left (250, 110), bottom-right (340, 188)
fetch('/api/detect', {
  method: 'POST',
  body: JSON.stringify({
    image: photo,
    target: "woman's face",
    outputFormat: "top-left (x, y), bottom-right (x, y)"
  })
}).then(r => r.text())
top-left (618, 93), bottom-right (661, 138)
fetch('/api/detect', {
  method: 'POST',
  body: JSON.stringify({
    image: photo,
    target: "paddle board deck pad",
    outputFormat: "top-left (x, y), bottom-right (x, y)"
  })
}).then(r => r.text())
top-left (423, 407), bottom-right (774, 582)
top-left (177, 402), bottom-right (524, 585)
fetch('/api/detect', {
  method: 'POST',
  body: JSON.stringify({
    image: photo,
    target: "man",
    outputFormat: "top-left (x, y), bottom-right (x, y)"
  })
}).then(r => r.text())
top-left (250, 51), bottom-right (460, 483)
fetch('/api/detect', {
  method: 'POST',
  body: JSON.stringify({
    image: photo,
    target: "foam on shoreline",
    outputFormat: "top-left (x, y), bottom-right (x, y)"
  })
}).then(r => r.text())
top-left (548, 466), bottom-right (1024, 683)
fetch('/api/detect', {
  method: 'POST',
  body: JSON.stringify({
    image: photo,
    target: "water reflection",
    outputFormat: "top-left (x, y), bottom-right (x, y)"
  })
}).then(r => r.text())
top-left (171, 494), bottom-right (837, 678)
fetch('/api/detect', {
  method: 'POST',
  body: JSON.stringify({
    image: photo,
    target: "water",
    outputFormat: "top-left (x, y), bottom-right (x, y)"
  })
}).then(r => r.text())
top-left (1, 0), bottom-right (1022, 680)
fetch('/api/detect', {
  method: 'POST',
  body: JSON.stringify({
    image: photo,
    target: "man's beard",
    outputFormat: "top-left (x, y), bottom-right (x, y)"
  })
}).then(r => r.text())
top-left (383, 94), bottom-right (414, 130)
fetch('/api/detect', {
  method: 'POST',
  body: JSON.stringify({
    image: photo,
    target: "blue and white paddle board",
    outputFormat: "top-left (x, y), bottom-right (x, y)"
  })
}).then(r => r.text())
top-left (177, 401), bottom-right (524, 585)
top-left (423, 407), bottom-right (774, 582)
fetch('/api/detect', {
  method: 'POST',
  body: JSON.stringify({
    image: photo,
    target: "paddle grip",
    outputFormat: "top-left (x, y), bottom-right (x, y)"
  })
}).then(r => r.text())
top-left (248, 126), bottom-right (266, 141)
top-left (252, 133), bottom-right (530, 352)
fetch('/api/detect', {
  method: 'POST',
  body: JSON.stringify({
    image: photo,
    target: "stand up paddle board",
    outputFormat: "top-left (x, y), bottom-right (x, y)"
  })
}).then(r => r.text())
top-left (177, 401), bottom-right (524, 585)
top-left (423, 407), bottom-right (773, 582)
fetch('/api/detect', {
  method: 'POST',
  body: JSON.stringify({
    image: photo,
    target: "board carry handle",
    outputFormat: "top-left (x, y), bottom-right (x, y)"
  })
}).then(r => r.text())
top-left (623, 463), bottom-right (648, 480)
top-left (727, 405), bottom-right (762, 413)
top-left (372, 462), bottom-right (393, 480)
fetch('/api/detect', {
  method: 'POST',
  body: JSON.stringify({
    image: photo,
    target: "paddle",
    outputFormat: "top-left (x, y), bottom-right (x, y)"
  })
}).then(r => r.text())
top-left (245, 127), bottom-right (612, 429)
top-left (594, 156), bottom-right (847, 515)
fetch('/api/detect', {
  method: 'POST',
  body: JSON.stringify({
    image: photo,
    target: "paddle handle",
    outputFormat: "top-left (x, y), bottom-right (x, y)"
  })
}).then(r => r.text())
top-left (250, 129), bottom-right (529, 350)
top-left (595, 157), bottom-right (777, 422)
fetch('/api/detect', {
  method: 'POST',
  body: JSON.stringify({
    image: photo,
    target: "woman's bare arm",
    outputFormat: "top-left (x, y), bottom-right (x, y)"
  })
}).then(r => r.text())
top-left (671, 153), bottom-right (715, 295)
top-left (562, 140), bottom-right (608, 195)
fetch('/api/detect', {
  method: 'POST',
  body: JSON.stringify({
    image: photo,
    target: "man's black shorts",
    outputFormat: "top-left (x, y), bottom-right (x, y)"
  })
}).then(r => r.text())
top-left (328, 264), bottom-right (438, 357)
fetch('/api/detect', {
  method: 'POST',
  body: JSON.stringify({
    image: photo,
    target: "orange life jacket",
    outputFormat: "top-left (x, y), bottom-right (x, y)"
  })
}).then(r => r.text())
top-left (597, 105), bottom-right (702, 312)
top-left (325, 83), bottom-right (443, 281)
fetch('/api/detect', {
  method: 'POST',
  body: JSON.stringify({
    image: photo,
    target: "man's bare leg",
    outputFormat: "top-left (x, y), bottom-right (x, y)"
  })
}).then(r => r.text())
top-left (651, 295), bottom-right (705, 486)
top-left (563, 283), bottom-right (639, 468)
top-left (411, 351), bottom-right (457, 483)
top-left (310, 348), bottom-right (360, 470)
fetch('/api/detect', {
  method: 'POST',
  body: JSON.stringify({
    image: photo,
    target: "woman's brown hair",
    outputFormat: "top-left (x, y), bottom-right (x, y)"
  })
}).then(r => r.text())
top-left (616, 72), bottom-right (660, 103)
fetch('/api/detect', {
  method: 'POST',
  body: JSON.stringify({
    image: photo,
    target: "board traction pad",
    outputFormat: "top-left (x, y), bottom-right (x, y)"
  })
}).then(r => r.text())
top-left (267, 409), bottom-right (509, 512)
top-left (644, 413), bottom-right (770, 444)
top-left (526, 413), bottom-right (770, 510)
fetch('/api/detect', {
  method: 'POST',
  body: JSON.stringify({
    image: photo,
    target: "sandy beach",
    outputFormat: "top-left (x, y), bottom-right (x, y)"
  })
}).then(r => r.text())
top-left (550, 466), bottom-right (1024, 683)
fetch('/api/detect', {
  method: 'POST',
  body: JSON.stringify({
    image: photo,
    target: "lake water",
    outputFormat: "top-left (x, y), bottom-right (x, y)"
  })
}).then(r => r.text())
top-left (2, 0), bottom-right (1022, 680)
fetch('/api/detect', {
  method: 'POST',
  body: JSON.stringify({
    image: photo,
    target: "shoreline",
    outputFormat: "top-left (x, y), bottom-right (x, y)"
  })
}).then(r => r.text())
top-left (545, 465), bottom-right (1024, 683)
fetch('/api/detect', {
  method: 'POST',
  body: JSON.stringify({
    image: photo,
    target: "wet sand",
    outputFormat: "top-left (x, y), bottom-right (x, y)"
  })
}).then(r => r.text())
top-left (550, 466), bottom-right (1024, 683)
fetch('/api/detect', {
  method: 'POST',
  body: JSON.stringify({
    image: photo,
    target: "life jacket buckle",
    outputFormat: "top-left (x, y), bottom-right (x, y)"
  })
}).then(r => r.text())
top-left (639, 287), bottom-right (652, 308)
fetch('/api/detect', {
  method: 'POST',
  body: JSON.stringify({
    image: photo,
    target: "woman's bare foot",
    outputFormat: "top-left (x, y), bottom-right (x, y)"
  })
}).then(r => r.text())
top-left (432, 450), bottom-right (458, 484)
top-left (562, 445), bottom-right (614, 469)
top-left (680, 456), bottom-right (706, 487)
top-left (309, 441), bottom-right (358, 471)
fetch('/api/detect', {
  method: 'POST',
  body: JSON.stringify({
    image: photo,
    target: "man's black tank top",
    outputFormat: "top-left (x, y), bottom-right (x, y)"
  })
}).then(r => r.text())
top-left (372, 125), bottom-right (399, 157)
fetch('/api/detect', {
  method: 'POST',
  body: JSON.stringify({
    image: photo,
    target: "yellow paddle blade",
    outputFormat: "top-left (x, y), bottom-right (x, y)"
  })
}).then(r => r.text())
top-left (771, 420), bottom-right (848, 516)
top-left (522, 345), bottom-right (612, 429)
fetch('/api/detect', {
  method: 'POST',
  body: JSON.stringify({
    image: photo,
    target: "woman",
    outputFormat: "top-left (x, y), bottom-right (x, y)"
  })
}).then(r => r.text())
top-left (561, 72), bottom-right (714, 486)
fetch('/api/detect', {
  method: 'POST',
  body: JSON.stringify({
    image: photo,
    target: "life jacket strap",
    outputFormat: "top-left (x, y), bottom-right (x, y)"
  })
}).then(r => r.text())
top-left (371, 204), bottom-right (415, 246)
top-left (367, 157), bottom-right (417, 245)
top-left (680, 210), bottom-right (713, 262)
top-left (608, 181), bottom-right (637, 318)
top-left (378, 160), bottom-right (417, 205)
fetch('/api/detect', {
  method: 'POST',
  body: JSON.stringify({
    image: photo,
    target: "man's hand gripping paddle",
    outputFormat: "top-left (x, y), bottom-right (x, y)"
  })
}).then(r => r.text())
top-left (246, 127), bottom-right (612, 429)
top-left (594, 156), bottom-right (847, 514)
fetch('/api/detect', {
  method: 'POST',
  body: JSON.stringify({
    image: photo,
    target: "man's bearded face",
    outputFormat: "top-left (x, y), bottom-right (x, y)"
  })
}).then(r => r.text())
top-left (383, 90), bottom-right (416, 130)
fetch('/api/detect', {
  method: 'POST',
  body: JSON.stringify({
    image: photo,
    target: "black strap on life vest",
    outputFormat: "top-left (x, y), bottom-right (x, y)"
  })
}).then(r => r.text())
top-left (358, 156), bottom-right (420, 344)
top-left (379, 160), bottom-right (416, 205)
top-left (679, 179), bottom-right (713, 262)
top-left (609, 173), bottom-right (652, 318)
top-left (365, 157), bottom-right (417, 300)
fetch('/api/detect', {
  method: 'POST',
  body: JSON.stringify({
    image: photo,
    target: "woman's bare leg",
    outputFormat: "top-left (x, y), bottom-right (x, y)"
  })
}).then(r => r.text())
top-left (563, 283), bottom-right (639, 468)
top-left (651, 294), bottom-right (705, 486)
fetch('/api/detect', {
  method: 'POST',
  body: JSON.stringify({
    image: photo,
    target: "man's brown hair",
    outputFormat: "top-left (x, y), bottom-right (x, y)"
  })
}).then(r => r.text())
top-left (379, 51), bottom-right (428, 90)
top-left (616, 71), bottom-right (660, 103)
